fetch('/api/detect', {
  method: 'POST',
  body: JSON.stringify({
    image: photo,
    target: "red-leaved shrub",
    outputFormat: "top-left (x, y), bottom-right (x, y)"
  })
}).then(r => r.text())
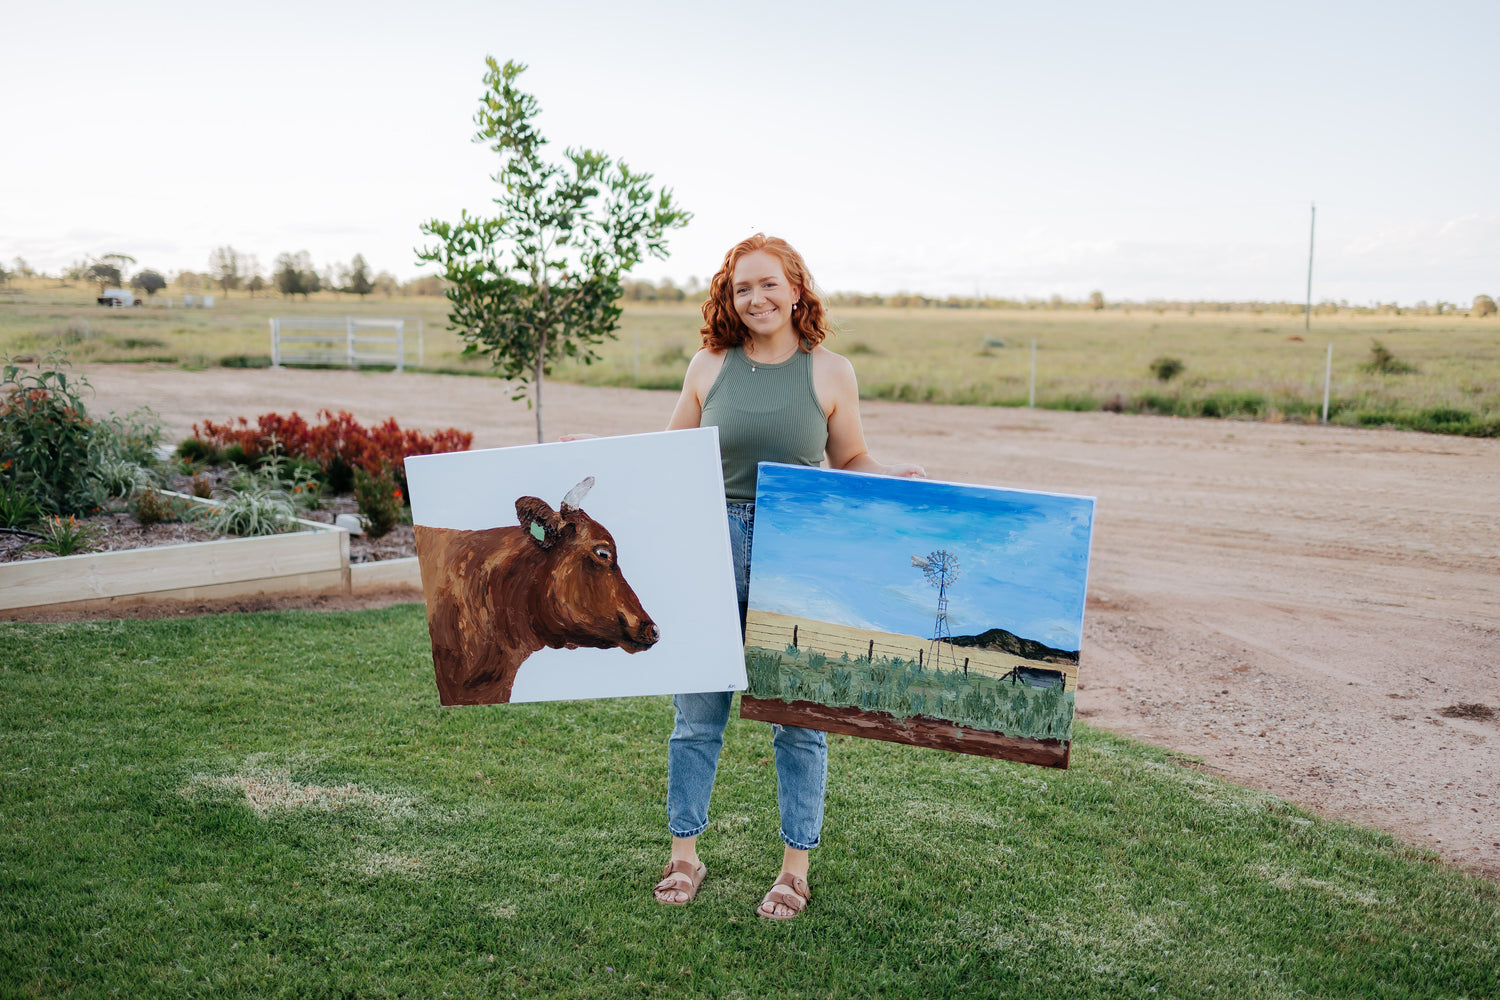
top-left (189, 410), bottom-right (472, 498)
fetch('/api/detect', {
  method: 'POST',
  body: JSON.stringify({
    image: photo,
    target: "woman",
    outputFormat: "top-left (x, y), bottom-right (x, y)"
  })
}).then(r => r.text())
top-left (654, 233), bottom-right (924, 919)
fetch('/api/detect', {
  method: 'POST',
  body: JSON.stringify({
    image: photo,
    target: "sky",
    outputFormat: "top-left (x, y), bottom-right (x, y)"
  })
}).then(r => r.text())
top-left (3, 0), bottom-right (1495, 304)
top-left (749, 465), bottom-right (1094, 651)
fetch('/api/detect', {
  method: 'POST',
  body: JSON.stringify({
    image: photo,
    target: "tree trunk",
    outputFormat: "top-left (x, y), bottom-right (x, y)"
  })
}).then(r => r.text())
top-left (534, 327), bottom-right (546, 443)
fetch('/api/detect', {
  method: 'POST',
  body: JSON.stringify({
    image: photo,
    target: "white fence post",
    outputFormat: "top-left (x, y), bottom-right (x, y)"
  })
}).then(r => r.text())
top-left (1322, 343), bottom-right (1333, 424)
top-left (345, 317), bottom-right (355, 367)
top-left (270, 318), bottom-right (280, 368)
top-left (1029, 340), bottom-right (1037, 408)
top-left (395, 320), bottom-right (405, 373)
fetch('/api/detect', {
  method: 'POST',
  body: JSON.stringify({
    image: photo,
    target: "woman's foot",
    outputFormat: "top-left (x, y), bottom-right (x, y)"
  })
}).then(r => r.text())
top-left (653, 858), bottom-right (707, 905)
top-left (756, 872), bottom-right (811, 920)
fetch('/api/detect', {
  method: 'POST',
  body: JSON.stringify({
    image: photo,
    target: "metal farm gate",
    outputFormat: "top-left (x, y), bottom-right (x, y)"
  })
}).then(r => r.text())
top-left (269, 316), bottom-right (423, 371)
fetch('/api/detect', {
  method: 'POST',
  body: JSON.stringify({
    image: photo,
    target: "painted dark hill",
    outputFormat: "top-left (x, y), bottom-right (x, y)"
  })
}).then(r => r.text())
top-left (948, 627), bottom-right (1079, 665)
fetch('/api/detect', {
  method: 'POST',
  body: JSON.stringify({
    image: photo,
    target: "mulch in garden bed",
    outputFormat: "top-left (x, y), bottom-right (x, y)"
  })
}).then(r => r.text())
top-left (2, 469), bottom-right (417, 564)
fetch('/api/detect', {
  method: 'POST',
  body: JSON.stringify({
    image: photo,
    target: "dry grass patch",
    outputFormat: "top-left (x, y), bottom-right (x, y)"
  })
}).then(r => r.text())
top-left (181, 768), bottom-right (409, 818)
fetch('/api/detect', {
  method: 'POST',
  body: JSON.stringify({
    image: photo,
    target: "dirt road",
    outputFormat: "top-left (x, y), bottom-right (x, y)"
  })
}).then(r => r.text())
top-left (79, 364), bottom-right (1500, 879)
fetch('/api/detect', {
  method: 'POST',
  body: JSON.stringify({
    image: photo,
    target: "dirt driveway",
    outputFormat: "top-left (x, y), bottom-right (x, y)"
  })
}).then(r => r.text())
top-left (74, 364), bottom-right (1500, 880)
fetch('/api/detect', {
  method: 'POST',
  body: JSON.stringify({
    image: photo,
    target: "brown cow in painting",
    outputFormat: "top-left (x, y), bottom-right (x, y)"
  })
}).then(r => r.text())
top-left (414, 477), bottom-right (659, 705)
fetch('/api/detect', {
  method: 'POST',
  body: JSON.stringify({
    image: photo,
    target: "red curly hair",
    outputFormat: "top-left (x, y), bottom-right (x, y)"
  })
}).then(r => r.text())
top-left (699, 234), bottom-right (832, 352)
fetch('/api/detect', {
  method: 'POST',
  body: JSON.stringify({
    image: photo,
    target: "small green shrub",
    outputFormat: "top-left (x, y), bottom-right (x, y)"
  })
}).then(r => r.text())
top-left (189, 473), bottom-right (214, 499)
top-left (0, 354), bottom-right (104, 516)
top-left (174, 438), bottom-right (221, 464)
top-left (1149, 356), bottom-right (1185, 381)
top-left (132, 488), bottom-right (193, 527)
top-left (1360, 340), bottom-right (1418, 375)
top-left (353, 465), bottom-right (401, 539)
top-left (29, 515), bottom-right (99, 556)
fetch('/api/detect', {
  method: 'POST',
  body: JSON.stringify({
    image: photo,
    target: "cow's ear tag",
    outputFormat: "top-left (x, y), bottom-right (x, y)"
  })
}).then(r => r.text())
top-left (529, 522), bottom-right (546, 542)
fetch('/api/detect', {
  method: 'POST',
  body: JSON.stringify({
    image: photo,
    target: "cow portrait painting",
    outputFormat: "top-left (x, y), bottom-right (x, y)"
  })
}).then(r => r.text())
top-left (415, 477), bottom-right (661, 705)
top-left (404, 429), bottom-right (746, 707)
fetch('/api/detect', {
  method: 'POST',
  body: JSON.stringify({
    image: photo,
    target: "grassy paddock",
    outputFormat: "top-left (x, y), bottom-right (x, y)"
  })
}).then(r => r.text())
top-left (2, 282), bottom-right (1498, 434)
top-left (2, 608), bottom-right (1497, 998)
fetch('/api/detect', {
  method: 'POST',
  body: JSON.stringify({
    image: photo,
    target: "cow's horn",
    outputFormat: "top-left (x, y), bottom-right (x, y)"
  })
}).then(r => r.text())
top-left (560, 476), bottom-right (595, 511)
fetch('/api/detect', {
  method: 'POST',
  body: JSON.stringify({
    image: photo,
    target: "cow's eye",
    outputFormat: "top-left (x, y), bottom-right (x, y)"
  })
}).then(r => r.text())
top-left (593, 546), bottom-right (612, 561)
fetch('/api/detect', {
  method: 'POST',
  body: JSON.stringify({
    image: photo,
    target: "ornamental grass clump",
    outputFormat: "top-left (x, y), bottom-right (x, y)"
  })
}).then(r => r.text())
top-left (201, 487), bottom-right (297, 537)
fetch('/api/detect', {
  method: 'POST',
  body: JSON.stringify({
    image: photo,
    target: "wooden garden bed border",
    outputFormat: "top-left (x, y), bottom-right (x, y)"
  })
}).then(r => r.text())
top-left (1, 491), bottom-right (422, 614)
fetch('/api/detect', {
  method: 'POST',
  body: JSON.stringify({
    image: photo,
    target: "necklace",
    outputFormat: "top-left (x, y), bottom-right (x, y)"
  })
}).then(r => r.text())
top-left (746, 340), bottom-right (799, 372)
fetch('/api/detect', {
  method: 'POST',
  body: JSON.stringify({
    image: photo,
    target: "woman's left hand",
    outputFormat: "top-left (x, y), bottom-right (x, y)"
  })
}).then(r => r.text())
top-left (886, 462), bottom-right (926, 478)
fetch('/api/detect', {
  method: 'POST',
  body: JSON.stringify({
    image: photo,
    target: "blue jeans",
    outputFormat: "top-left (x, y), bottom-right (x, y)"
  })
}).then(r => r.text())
top-left (667, 503), bottom-right (829, 851)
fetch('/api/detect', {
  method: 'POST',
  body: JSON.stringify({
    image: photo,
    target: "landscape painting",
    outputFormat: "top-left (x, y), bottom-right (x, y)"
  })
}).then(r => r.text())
top-left (404, 427), bottom-right (745, 706)
top-left (739, 464), bottom-right (1095, 768)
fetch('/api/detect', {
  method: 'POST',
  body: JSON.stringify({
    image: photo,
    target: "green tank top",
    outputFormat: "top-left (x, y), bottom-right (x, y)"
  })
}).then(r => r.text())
top-left (700, 344), bottom-right (828, 502)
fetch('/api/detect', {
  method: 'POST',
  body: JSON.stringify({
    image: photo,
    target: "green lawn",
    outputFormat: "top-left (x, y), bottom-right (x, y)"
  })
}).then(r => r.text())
top-left (4, 284), bottom-right (1498, 434)
top-left (2, 608), bottom-right (1496, 998)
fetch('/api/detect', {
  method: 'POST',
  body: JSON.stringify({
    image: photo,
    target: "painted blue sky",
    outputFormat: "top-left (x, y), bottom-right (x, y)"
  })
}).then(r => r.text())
top-left (748, 465), bottom-right (1094, 651)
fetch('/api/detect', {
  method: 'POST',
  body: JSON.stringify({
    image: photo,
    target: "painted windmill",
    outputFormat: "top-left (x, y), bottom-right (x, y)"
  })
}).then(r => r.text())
top-left (910, 549), bottom-right (961, 669)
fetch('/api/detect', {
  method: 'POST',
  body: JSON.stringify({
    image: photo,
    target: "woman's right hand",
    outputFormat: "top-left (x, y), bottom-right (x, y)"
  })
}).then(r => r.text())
top-left (558, 433), bottom-right (599, 442)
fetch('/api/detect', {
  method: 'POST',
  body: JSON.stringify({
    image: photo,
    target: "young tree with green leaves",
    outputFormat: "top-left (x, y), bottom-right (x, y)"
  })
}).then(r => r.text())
top-left (418, 57), bottom-right (691, 442)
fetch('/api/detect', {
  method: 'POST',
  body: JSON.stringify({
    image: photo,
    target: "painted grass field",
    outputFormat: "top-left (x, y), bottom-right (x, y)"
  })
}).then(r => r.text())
top-left (744, 643), bottom-right (1075, 741)
top-left (3, 607), bottom-right (1498, 998)
top-left (3, 281), bottom-right (1497, 434)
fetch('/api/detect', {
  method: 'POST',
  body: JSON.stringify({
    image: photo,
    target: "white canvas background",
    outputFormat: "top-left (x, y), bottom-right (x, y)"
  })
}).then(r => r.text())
top-left (404, 427), bottom-right (745, 703)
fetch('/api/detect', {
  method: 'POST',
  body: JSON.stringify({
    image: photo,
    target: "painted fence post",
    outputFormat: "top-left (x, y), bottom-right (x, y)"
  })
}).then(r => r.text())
top-left (792, 625), bottom-right (798, 648)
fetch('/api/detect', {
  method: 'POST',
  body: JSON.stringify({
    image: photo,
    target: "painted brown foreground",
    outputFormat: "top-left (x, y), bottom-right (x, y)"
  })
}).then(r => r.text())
top-left (740, 695), bottom-right (1071, 768)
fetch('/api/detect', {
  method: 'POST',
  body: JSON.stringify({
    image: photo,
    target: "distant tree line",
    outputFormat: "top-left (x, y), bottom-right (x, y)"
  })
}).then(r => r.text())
top-left (9, 252), bottom-right (1496, 316)
top-left (37, 249), bottom-right (446, 300)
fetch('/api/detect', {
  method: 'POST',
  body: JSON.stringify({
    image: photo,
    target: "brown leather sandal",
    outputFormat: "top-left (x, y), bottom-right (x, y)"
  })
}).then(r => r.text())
top-left (653, 859), bottom-right (707, 905)
top-left (756, 872), bottom-right (811, 920)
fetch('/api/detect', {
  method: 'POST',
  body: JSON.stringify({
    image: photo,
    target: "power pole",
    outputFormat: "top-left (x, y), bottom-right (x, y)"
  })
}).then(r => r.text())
top-left (1305, 202), bottom-right (1316, 332)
